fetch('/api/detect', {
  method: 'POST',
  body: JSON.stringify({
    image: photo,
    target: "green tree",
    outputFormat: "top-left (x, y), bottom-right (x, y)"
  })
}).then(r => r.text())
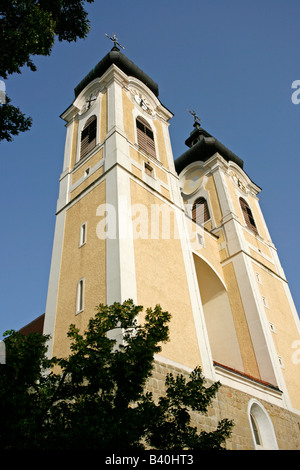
top-left (0, 0), bottom-right (94, 142)
top-left (0, 300), bottom-right (233, 450)
top-left (0, 327), bottom-right (57, 448)
top-left (0, 96), bottom-right (32, 142)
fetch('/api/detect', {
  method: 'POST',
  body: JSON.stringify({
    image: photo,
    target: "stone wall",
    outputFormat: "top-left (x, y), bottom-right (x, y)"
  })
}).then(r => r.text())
top-left (146, 360), bottom-right (300, 450)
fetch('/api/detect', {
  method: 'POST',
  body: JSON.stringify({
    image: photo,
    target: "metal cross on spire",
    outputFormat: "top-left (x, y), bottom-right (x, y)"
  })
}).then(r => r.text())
top-left (187, 109), bottom-right (202, 127)
top-left (105, 33), bottom-right (125, 50)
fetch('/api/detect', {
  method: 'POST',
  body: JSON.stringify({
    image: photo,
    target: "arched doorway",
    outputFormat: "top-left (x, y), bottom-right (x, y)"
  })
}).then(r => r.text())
top-left (193, 253), bottom-right (244, 371)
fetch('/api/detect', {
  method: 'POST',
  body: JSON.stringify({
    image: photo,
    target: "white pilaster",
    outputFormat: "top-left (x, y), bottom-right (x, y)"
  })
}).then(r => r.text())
top-left (43, 209), bottom-right (66, 357)
top-left (105, 166), bottom-right (137, 305)
top-left (174, 206), bottom-right (216, 381)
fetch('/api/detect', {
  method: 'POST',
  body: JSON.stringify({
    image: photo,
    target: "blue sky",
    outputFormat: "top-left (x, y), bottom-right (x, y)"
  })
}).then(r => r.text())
top-left (0, 0), bottom-right (299, 336)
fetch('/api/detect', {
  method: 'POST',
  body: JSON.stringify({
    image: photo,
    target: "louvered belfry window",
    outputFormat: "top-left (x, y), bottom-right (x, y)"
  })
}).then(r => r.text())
top-left (80, 115), bottom-right (97, 159)
top-left (240, 197), bottom-right (258, 234)
top-left (136, 117), bottom-right (156, 159)
top-left (192, 197), bottom-right (210, 225)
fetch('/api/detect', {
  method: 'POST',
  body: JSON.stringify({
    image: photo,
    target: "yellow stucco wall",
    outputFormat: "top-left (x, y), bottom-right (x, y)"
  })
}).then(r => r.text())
top-left (186, 218), bottom-right (225, 284)
top-left (122, 90), bottom-right (135, 143)
top-left (248, 248), bottom-right (276, 272)
top-left (225, 175), bottom-right (242, 220)
top-left (155, 165), bottom-right (168, 186)
top-left (69, 120), bottom-right (79, 170)
top-left (131, 164), bottom-right (143, 180)
top-left (160, 186), bottom-right (170, 200)
top-left (130, 147), bottom-right (170, 196)
top-left (204, 175), bottom-right (223, 227)
top-left (71, 148), bottom-right (103, 184)
top-left (243, 230), bottom-right (272, 259)
top-left (70, 166), bottom-right (104, 201)
top-left (252, 263), bottom-right (300, 410)
top-left (52, 181), bottom-right (106, 359)
top-left (99, 92), bottom-right (107, 143)
top-left (222, 262), bottom-right (260, 378)
top-left (153, 119), bottom-right (168, 169)
top-left (247, 193), bottom-right (268, 241)
top-left (130, 147), bottom-right (156, 169)
top-left (130, 179), bottom-right (202, 369)
top-left (225, 175), bottom-right (270, 244)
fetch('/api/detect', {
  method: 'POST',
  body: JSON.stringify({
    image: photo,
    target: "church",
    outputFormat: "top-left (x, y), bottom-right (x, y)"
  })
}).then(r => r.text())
top-left (42, 38), bottom-right (300, 450)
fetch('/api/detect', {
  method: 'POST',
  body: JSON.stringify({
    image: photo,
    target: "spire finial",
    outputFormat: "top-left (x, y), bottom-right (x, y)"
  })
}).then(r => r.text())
top-left (187, 109), bottom-right (202, 128)
top-left (105, 33), bottom-right (125, 50)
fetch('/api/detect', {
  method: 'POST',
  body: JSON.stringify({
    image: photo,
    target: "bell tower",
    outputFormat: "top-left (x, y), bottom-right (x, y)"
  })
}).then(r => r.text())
top-left (43, 39), bottom-right (300, 436)
top-left (43, 41), bottom-right (214, 374)
top-left (176, 119), bottom-right (300, 411)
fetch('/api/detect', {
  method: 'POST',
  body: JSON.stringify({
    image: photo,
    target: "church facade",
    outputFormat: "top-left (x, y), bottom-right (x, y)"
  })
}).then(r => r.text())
top-left (43, 44), bottom-right (300, 450)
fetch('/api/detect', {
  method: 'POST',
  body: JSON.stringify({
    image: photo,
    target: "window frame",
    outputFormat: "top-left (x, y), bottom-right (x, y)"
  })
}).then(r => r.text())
top-left (136, 116), bottom-right (156, 159)
top-left (255, 271), bottom-right (263, 284)
top-left (240, 197), bottom-right (258, 234)
top-left (144, 161), bottom-right (154, 178)
top-left (79, 222), bottom-right (87, 247)
top-left (76, 278), bottom-right (84, 314)
top-left (248, 399), bottom-right (278, 450)
top-left (250, 413), bottom-right (262, 447)
top-left (192, 197), bottom-right (211, 226)
top-left (80, 115), bottom-right (97, 160)
top-left (262, 295), bottom-right (269, 309)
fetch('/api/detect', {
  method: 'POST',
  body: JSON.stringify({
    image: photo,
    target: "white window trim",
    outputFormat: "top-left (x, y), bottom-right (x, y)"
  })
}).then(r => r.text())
top-left (190, 184), bottom-right (214, 228)
top-left (76, 278), bottom-right (84, 314)
top-left (197, 233), bottom-right (204, 246)
top-left (75, 90), bottom-right (101, 164)
top-left (79, 222), bottom-right (87, 247)
top-left (247, 399), bottom-right (278, 450)
top-left (239, 197), bottom-right (259, 235)
top-left (132, 107), bottom-right (160, 162)
top-left (262, 295), bottom-right (269, 309)
top-left (144, 161), bottom-right (155, 178)
top-left (278, 356), bottom-right (285, 369)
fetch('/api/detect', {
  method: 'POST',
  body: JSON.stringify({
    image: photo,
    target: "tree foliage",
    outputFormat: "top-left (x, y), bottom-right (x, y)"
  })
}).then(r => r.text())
top-left (0, 96), bottom-right (32, 142)
top-left (0, 300), bottom-right (233, 450)
top-left (0, 0), bottom-right (94, 142)
top-left (0, 0), bottom-right (94, 79)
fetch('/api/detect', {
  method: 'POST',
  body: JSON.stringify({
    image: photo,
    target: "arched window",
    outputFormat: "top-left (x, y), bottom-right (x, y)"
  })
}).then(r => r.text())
top-left (192, 197), bottom-right (210, 225)
top-left (80, 115), bottom-right (97, 159)
top-left (250, 413), bottom-right (262, 447)
top-left (240, 197), bottom-right (258, 234)
top-left (248, 400), bottom-right (278, 450)
top-left (136, 116), bottom-right (156, 159)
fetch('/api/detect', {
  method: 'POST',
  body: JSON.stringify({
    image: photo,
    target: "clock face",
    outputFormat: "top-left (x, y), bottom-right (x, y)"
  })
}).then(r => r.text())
top-left (134, 94), bottom-right (141, 105)
top-left (134, 94), bottom-right (148, 111)
top-left (80, 89), bottom-right (100, 114)
top-left (87, 94), bottom-right (97, 108)
top-left (129, 87), bottom-right (152, 113)
top-left (230, 171), bottom-right (247, 192)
